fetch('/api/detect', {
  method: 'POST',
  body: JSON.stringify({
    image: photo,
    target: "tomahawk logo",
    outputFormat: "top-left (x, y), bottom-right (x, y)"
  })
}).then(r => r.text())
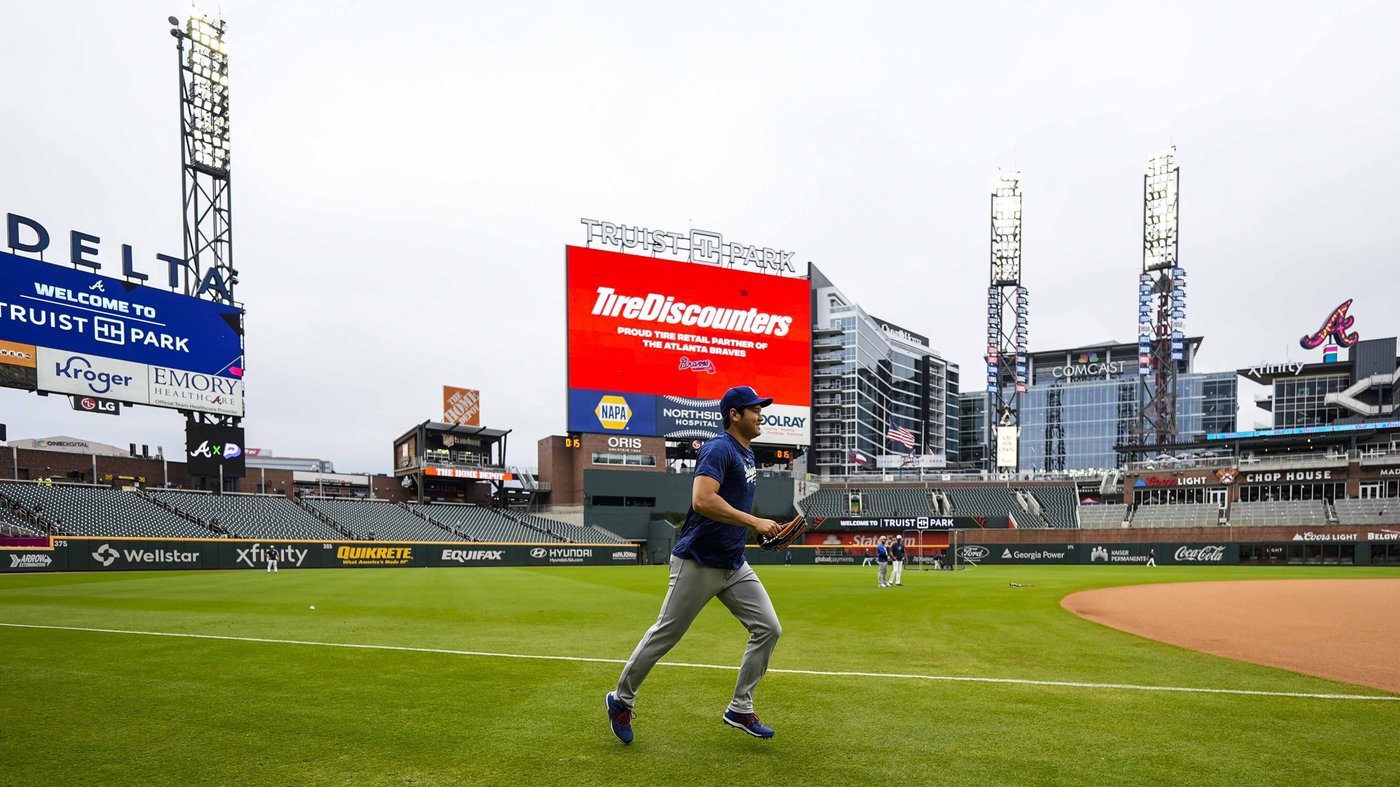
top-left (92, 544), bottom-right (120, 566)
top-left (1091, 546), bottom-right (1109, 562)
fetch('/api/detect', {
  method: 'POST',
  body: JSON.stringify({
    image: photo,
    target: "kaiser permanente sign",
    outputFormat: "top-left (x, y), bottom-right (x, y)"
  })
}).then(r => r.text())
top-left (1, 214), bottom-right (244, 416)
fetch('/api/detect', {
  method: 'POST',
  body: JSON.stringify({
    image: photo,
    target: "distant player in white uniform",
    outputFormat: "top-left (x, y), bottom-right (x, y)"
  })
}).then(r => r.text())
top-left (1145, 548), bottom-right (1156, 568)
top-left (267, 545), bottom-right (280, 573)
top-left (890, 535), bottom-right (906, 586)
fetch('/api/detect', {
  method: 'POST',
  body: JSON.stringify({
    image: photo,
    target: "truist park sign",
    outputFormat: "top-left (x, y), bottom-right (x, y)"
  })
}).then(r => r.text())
top-left (580, 218), bottom-right (800, 276)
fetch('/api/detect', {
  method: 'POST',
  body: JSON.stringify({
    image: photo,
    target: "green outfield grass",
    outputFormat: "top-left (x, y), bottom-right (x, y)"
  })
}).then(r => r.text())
top-left (1, 565), bottom-right (1397, 786)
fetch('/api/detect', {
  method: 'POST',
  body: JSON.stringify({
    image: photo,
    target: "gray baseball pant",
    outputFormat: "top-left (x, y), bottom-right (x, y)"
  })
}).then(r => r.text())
top-left (615, 555), bottom-right (781, 714)
top-left (877, 561), bottom-right (889, 586)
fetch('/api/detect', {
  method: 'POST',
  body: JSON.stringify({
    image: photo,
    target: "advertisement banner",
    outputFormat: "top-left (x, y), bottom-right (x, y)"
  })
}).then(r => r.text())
top-left (812, 516), bottom-right (994, 530)
top-left (149, 366), bottom-right (244, 416)
top-left (566, 245), bottom-right (810, 446)
top-left (83, 540), bottom-right (214, 571)
top-left (1, 548), bottom-right (63, 571)
top-left (0, 339), bottom-right (38, 391)
top-left (0, 248), bottom-right (243, 377)
top-left (442, 386), bottom-right (481, 426)
top-left (185, 422), bottom-right (246, 477)
top-left (996, 426), bottom-right (1019, 468)
top-left (37, 348), bottom-right (150, 403)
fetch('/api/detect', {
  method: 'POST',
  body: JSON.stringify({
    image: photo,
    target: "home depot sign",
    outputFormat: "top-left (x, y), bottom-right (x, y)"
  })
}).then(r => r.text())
top-left (442, 387), bottom-right (480, 426)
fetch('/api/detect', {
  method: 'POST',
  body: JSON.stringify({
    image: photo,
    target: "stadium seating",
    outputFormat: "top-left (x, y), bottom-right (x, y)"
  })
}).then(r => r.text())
top-left (943, 486), bottom-right (1023, 519)
top-left (1333, 499), bottom-right (1400, 526)
top-left (509, 511), bottom-right (628, 543)
top-left (797, 488), bottom-right (939, 518)
top-left (0, 506), bottom-right (44, 536)
top-left (1029, 487), bottom-right (1079, 528)
top-left (1079, 504), bottom-right (1130, 529)
top-left (1129, 503), bottom-right (1222, 528)
top-left (1227, 500), bottom-right (1329, 527)
top-left (0, 482), bottom-right (210, 538)
top-left (150, 490), bottom-right (341, 540)
top-left (302, 498), bottom-right (465, 541)
top-left (413, 504), bottom-right (565, 543)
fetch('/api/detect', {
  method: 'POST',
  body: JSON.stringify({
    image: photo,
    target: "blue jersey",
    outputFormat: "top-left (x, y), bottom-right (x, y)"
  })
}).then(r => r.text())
top-left (891, 542), bottom-right (905, 560)
top-left (877, 543), bottom-right (889, 563)
top-left (672, 433), bottom-right (756, 570)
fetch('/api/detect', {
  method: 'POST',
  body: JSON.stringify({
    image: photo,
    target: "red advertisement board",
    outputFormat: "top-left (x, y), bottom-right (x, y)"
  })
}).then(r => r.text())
top-left (566, 246), bottom-right (811, 444)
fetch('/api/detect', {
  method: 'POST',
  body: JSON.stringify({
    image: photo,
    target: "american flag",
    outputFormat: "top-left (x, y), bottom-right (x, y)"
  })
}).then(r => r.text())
top-left (887, 424), bottom-right (917, 450)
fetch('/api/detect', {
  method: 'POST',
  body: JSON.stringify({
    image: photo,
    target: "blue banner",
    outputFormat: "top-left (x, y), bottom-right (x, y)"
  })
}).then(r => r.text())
top-left (0, 249), bottom-right (243, 377)
top-left (567, 389), bottom-right (658, 435)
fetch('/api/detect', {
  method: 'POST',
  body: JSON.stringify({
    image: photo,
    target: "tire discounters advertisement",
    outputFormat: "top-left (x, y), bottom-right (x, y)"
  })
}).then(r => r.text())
top-left (565, 245), bottom-right (811, 445)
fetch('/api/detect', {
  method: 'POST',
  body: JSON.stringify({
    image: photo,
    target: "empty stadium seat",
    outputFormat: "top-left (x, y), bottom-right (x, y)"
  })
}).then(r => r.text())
top-left (0, 481), bottom-right (211, 538)
top-left (149, 490), bottom-right (341, 540)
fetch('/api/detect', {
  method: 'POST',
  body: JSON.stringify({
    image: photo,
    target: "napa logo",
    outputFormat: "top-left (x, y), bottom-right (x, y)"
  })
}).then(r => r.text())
top-left (595, 395), bottom-right (633, 430)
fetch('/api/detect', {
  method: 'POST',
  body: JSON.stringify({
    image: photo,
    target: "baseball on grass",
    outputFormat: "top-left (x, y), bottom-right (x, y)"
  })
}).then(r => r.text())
top-left (309, 605), bottom-right (316, 610)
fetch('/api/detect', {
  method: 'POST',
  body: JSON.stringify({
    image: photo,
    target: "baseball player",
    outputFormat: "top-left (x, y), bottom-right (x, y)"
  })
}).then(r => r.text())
top-left (890, 535), bottom-right (906, 586)
top-left (267, 545), bottom-right (280, 573)
top-left (607, 386), bottom-right (783, 744)
top-left (876, 536), bottom-right (891, 587)
top-left (1146, 548), bottom-right (1156, 568)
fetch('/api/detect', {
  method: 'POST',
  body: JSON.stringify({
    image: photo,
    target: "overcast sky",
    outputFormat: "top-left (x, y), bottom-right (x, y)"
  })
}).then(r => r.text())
top-left (3, 1), bottom-right (1398, 474)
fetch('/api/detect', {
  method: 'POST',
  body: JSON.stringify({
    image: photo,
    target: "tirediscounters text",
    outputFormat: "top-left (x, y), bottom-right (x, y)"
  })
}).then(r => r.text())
top-left (566, 246), bottom-right (810, 405)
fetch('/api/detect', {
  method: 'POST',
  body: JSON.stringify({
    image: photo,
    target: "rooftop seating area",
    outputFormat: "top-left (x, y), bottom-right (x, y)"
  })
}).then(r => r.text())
top-left (1333, 499), bottom-right (1400, 526)
top-left (303, 498), bottom-right (463, 541)
top-left (149, 490), bottom-right (341, 540)
top-left (1, 482), bottom-right (210, 538)
top-left (1227, 500), bottom-right (1329, 527)
top-left (1078, 504), bottom-right (1129, 529)
top-left (1129, 503), bottom-right (1222, 528)
top-left (413, 504), bottom-right (566, 543)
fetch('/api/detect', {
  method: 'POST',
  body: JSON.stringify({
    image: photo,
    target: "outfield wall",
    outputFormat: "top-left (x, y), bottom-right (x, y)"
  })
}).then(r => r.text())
top-left (0, 537), bottom-right (641, 573)
top-left (4, 531), bottom-right (1397, 573)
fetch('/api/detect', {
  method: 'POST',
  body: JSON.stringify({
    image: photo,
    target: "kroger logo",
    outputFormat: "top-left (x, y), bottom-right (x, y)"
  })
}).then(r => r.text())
top-left (54, 356), bottom-right (134, 395)
top-left (958, 545), bottom-right (989, 561)
top-left (595, 395), bottom-right (632, 430)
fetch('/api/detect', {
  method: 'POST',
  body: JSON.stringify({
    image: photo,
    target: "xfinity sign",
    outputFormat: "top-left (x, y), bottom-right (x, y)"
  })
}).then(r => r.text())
top-left (580, 218), bottom-right (799, 276)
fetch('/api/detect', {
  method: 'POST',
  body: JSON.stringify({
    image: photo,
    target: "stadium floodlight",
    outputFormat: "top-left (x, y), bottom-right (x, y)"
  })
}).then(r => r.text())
top-left (176, 11), bottom-right (231, 174)
top-left (990, 170), bottom-right (1023, 286)
top-left (1142, 148), bottom-right (1178, 272)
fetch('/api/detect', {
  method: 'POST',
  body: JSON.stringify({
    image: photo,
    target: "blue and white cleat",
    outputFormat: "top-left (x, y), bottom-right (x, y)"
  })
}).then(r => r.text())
top-left (722, 709), bottom-right (775, 739)
top-left (606, 692), bottom-right (634, 744)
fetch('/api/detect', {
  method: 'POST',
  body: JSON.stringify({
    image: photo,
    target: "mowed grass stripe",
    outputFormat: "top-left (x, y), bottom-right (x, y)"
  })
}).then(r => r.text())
top-left (2, 620), bottom-right (1394, 702)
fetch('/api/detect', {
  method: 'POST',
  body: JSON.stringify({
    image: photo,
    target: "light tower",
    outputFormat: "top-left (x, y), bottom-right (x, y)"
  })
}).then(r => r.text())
top-left (169, 12), bottom-right (236, 305)
top-left (986, 170), bottom-right (1028, 470)
top-left (1136, 148), bottom-right (1185, 448)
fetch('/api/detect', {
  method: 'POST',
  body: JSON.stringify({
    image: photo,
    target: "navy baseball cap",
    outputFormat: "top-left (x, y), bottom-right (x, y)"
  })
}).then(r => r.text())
top-left (719, 386), bottom-right (774, 417)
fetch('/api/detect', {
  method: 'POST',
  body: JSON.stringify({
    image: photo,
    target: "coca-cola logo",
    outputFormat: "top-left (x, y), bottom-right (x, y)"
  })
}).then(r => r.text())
top-left (1174, 545), bottom-right (1226, 562)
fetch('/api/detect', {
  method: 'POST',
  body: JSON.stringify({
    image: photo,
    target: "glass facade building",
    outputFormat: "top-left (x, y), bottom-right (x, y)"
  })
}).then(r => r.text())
top-left (810, 265), bottom-right (959, 477)
top-left (958, 391), bottom-right (990, 467)
top-left (1015, 339), bottom-right (1237, 472)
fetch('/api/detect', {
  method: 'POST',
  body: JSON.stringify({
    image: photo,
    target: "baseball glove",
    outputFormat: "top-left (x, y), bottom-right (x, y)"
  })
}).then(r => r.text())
top-left (759, 515), bottom-right (809, 552)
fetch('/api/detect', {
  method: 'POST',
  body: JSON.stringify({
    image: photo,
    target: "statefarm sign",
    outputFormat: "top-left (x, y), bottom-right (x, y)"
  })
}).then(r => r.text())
top-left (565, 246), bottom-right (811, 446)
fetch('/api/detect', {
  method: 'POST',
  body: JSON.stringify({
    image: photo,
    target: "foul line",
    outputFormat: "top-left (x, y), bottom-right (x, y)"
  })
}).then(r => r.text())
top-left (1, 622), bottom-right (1395, 702)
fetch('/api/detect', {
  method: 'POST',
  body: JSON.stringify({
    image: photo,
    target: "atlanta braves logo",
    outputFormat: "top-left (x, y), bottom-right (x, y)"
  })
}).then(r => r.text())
top-left (1299, 299), bottom-right (1359, 349)
top-left (677, 356), bottom-right (716, 374)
